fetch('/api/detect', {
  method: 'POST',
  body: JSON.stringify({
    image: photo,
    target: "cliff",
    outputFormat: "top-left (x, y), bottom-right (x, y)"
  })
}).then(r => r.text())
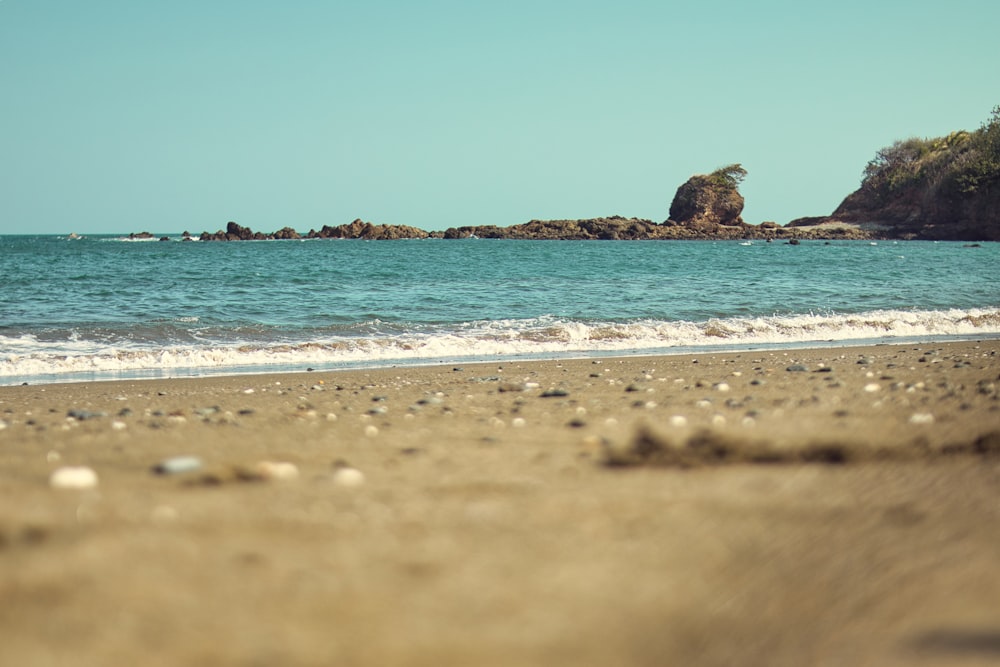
top-left (790, 106), bottom-right (1000, 241)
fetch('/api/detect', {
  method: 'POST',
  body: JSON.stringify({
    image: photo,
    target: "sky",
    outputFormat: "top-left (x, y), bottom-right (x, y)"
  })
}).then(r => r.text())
top-left (1, 1), bottom-right (998, 235)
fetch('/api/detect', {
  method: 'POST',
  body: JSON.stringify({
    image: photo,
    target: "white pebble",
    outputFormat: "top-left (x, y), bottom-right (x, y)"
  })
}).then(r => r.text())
top-left (0, 420), bottom-right (7, 431)
top-left (715, 382), bottom-right (730, 392)
top-left (332, 467), bottom-right (365, 487)
top-left (711, 414), bottom-right (726, 426)
top-left (511, 417), bottom-right (526, 428)
top-left (153, 456), bottom-right (203, 475)
top-left (364, 424), bottom-right (379, 438)
top-left (242, 388), bottom-right (255, 394)
top-left (256, 460), bottom-right (300, 480)
top-left (111, 420), bottom-right (127, 431)
top-left (326, 412), bottom-right (338, 422)
top-left (696, 399), bottom-right (712, 409)
top-left (50, 466), bottom-right (98, 489)
top-left (909, 413), bottom-right (935, 425)
top-left (863, 383), bottom-right (881, 393)
top-left (669, 415), bottom-right (688, 427)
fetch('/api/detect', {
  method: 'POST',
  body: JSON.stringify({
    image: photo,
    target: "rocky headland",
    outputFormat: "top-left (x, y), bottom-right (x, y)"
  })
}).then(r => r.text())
top-left (790, 106), bottom-right (1000, 241)
top-left (135, 108), bottom-right (999, 242)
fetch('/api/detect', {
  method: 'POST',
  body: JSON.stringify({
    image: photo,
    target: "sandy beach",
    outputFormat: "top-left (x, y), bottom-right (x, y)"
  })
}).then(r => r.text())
top-left (1, 341), bottom-right (998, 666)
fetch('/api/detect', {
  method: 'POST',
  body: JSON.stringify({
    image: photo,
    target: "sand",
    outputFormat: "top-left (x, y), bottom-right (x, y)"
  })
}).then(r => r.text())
top-left (1, 341), bottom-right (999, 666)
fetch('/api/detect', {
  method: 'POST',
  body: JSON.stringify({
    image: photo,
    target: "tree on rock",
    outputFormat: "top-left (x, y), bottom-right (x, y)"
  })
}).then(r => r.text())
top-left (668, 164), bottom-right (747, 227)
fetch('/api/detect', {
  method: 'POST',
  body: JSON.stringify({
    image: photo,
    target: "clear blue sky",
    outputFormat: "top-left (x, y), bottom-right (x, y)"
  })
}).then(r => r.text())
top-left (1, 1), bottom-right (997, 235)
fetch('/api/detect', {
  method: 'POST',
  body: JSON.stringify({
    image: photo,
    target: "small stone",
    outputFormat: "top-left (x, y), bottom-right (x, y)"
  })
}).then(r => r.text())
top-left (417, 396), bottom-right (444, 406)
top-left (908, 413), bottom-right (935, 425)
top-left (714, 382), bottom-right (731, 392)
top-left (669, 415), bottom-right (688, 427)
top-left (541, 388), bottom-right (569, 398)
top-left (256, 461), bottom-right (300, 480)
top-left (863, 383), bottom-right (881, 393)
top-left (786, 364), bottom-right (808, 372)
top-left (364, 424), bottom-right (379, 438)
top-left (50, 466), bottom-right (98, 489)
top-left (511, 417), bottom-right (526, 428)
top-left (110, 420), bottom-right (127, 431)
top-left (152, 456), bottom-right (203, 475)
top-left (67, 409), bottom-right (106, 421)
top-left (332, 465), bottom-right (365, 487)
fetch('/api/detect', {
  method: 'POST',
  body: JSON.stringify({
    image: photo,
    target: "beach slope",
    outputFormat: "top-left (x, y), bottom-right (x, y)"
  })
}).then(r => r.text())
top-left (1, 341), bottom-right (998, 666)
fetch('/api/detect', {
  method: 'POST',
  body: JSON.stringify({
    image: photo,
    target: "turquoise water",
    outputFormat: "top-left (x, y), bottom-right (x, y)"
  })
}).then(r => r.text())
top-left (2, 234), bottom-right (999, 384)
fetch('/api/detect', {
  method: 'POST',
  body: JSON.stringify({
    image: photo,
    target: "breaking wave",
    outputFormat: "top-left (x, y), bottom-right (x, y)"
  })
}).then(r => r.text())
top-left (2, 307), bottom-right (999, 384)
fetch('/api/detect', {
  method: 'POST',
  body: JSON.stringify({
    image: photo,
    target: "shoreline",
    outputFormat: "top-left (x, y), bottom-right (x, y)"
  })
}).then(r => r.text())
top-left (8, 333), bottom-right (1000, 388)
top-left (2, 340), bottom-right (999, 664)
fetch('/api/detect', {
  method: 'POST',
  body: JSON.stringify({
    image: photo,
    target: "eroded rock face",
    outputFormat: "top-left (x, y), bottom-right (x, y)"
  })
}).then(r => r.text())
top-left (668, 173), bottom-right (745, 227)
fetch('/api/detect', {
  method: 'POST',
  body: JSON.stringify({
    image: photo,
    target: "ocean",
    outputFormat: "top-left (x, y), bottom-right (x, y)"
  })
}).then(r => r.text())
top-left (2, 234), bottom-right (998, 385)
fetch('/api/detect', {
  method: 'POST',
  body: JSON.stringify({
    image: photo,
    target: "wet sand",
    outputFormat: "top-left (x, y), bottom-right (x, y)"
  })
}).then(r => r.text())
top-left (1, 341), bottom-right (999, 666)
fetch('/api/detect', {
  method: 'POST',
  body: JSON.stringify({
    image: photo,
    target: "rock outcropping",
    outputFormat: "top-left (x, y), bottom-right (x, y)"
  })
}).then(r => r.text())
top-left (306, 219), bottom-right (429, 240)
top-left (667, 164), bottom-right (746, 228)
top-left (789, 108), bottom-right (1000, 241)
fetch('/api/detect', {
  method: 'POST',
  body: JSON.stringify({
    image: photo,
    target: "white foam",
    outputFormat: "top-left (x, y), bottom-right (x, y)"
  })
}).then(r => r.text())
top-left (2, 307), bottom-right (998, 383)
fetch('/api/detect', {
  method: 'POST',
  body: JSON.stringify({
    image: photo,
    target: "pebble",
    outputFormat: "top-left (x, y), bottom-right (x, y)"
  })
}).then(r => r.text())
top-left (909, 413), bottom-right (935, 425)
top-left (332, 465), bottom-right (365, 487)
top-left (255, 461), bottom-right (300, 480)
top-left (863, 383), bottom-right (881, 393)
top-left (67, 409), bottom-right (107, 421)
top-left (0, 420), bottom-right (7, 431)
top-left (511, 417), bottom-right (527, 428)
top-left (152, 456), bottom-right (204, 475)
top-left (541, 388), bottom-right (570, 398)
top-left (786, 364), bottom-right (808, 372)
top-left (50, 466), bottom-right (99, 489)
top-left (364, 424), bottom-right (379, 438)
top-left (669, 415), bottom-right (688, 427)
top-left (714, 382), bottom-right (731, 392)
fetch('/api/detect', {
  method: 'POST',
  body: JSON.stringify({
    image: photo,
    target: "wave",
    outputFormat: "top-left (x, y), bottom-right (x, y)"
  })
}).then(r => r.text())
top-left (2, 307), bottom-right (998, 384)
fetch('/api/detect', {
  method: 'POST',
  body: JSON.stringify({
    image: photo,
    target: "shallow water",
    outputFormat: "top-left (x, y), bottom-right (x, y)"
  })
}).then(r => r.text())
top-left (2, 235), bottom-right (998, 383)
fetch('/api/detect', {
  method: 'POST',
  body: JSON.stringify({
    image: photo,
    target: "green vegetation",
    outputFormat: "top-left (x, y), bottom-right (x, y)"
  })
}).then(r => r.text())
top-left (860, 105), bottom-right (1000, 201)
top-left (708, 163), bottom-right (747, 189)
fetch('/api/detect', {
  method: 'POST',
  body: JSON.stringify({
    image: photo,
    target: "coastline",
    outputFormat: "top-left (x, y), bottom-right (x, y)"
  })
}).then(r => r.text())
top-left (2, 341), bottom-right (999, 664)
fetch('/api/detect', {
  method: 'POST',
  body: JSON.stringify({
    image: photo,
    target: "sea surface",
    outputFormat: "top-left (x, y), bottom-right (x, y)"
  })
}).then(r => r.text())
top-left (2, 234), bottom-right (999, 385)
